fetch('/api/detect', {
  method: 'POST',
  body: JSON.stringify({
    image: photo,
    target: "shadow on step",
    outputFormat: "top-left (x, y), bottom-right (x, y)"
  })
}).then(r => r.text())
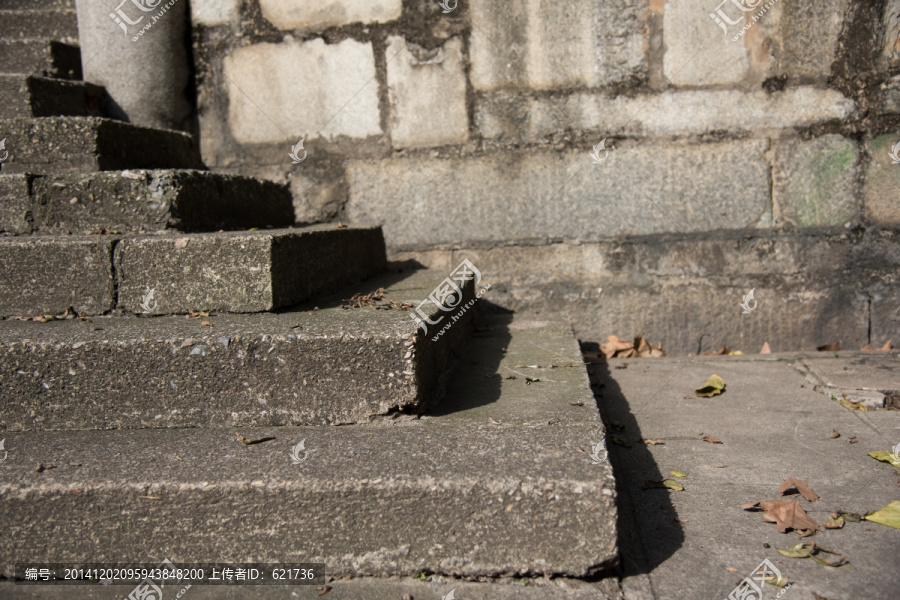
top-left (581, 344), bottom-right (685, 579)
top-left (427, 309), bottom-right (513, 416)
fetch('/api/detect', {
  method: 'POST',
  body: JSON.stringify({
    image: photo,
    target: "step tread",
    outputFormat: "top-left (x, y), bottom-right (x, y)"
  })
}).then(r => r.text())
top-left (1, 169), bottom-right (294, 234)
top-left (0, 268), bottom-right (473, 429)
top-left (0, 318), bottom-right (615, 579)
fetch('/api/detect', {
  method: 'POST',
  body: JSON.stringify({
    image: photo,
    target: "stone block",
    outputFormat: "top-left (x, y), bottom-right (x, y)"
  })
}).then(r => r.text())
top-left (114, 225), bottom-right (386, 314)
top-left (477, 87), bottom-right (855, 141)
top-left (0, 117), bottom-right (198, 175)
top-left (773, 135), bottom-right (859, 228)
top-left (386, 36), bottom-right (468, 149)
top-left (190, 0), bottom-right (239, 26)
top-left (347, 140), bottom-right (770, 246)
top-left (469, 0), bottom-right (646, 91)
top-left (28, 169), bottom-right (294, 234)
top-left (259, 0), bottom-right (402, 31)
top-left (663, 0), bottom-right (749, 86)
top-left (0, 174), bottom-right (33, 234)
top-left (224, 39), bottom-right (382, 144)
top-left (0, 236), bottom-right (115, 318)
top-left (0, 75), bottom-right (104, 120)
top-left (0, 40), bottom-right (81, 78)
top-left (863, 134), bottom-right (900, 226)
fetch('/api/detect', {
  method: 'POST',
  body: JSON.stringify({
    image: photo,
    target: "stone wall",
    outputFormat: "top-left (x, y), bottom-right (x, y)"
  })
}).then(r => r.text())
top-left (189, 0), bottom-right (900, 352)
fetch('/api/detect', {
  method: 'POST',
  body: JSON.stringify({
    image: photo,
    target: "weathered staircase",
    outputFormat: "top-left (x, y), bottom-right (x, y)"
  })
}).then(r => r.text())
top-left (0, 3), bottom-right (618, 598)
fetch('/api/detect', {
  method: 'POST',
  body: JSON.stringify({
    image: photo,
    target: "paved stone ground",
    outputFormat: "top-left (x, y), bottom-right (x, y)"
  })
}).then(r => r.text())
top-left (589, 350), bottom-right (900, 600)
top-left (2, 343), bottom-right (897, 599)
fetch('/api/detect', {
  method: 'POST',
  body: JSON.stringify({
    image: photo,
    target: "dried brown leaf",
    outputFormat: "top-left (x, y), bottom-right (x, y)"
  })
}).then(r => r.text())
top-left (817, 342), bottom-right (840, 352)
top-left (760, 342), bottom-right (772, 354)
top-left (235, 433), bottom-right (276, 445)
top-left (779, 477), bottom-right (820, 502)
top-left (744, 499), bottom-right (820, 533)
top-left (701, 435), bottom-right (723, 444)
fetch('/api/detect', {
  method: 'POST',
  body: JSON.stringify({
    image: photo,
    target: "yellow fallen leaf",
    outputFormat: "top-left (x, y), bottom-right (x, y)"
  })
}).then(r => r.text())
top-left (643, 479), bottom-right (684, 491)
top-left (868, 451), bottom-right (900, 468)
top-left (695, 374), bottom-right (726, 397)
top-left (670, 471), bottom-right (688, 478)
top-left (865, 500), bottom-right (900, 529)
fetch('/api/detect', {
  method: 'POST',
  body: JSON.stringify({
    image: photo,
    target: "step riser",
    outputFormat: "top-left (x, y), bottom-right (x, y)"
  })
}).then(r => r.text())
top-left (0, 40), bottom-right (81, 78)
top-left (0, 76), bottom-right (104, 120)
top-left (0, 170), bottom-right (295, 235)
top-left (0, 227), bottom-right (386, 318)
top-left (0, 426), bottom-right (615, 578)
top-left (0, 10), bottom-right (78, 41)
top-left (0, 237), bottom-right (115, 317)
top-left (114, 228), bottom-right (387, 314)
top-left (0, 118), bottom-right (198, 175)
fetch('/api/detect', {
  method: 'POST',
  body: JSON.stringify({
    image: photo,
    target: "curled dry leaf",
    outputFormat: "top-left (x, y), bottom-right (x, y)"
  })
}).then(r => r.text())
top-left (779, 477), bottom-right (819, 502)
top-left (824, 514), bottom-right (844, 529)
top-left (760, 342), bottom-right (772, 354)
top-left (817, 342), bottom-right (840, 352)
top-left (643, 479), bottom-right (684, 492)
top-left (599, 334), bottom-right (665, 359)
top-left (611, 434), bottom-right (632, 448)
top-left (235, 433), bottom-right (276, 445)
top-left (695, 374), bottom-right (726, 397)
top-left (701, 435), bottom-right (723, 444)
top-left (742, 499), bottom-right (820, 534)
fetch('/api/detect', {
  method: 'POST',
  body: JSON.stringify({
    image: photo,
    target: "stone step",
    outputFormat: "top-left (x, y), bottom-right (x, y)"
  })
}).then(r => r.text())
top-left (0, 225), bottom-right (386, 318)
top-left (0, 316), bottom-right (616, 581)
top-left (0, 117), bottom-right (199, 174)
top-left (1, 0), bottom-right (74, 9)
top-left (0, 75), bottom-right (104, 120)
top-left (0, 9), bottom-right (78, 41)
top-left (0, 269), bottom-right (476, 430)
top-left (0, 40), bottom-right (80, 78)
top-left (0, 170), bottom-right (295, 235)
top-left (0, 579), bottom-right (616, 600)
